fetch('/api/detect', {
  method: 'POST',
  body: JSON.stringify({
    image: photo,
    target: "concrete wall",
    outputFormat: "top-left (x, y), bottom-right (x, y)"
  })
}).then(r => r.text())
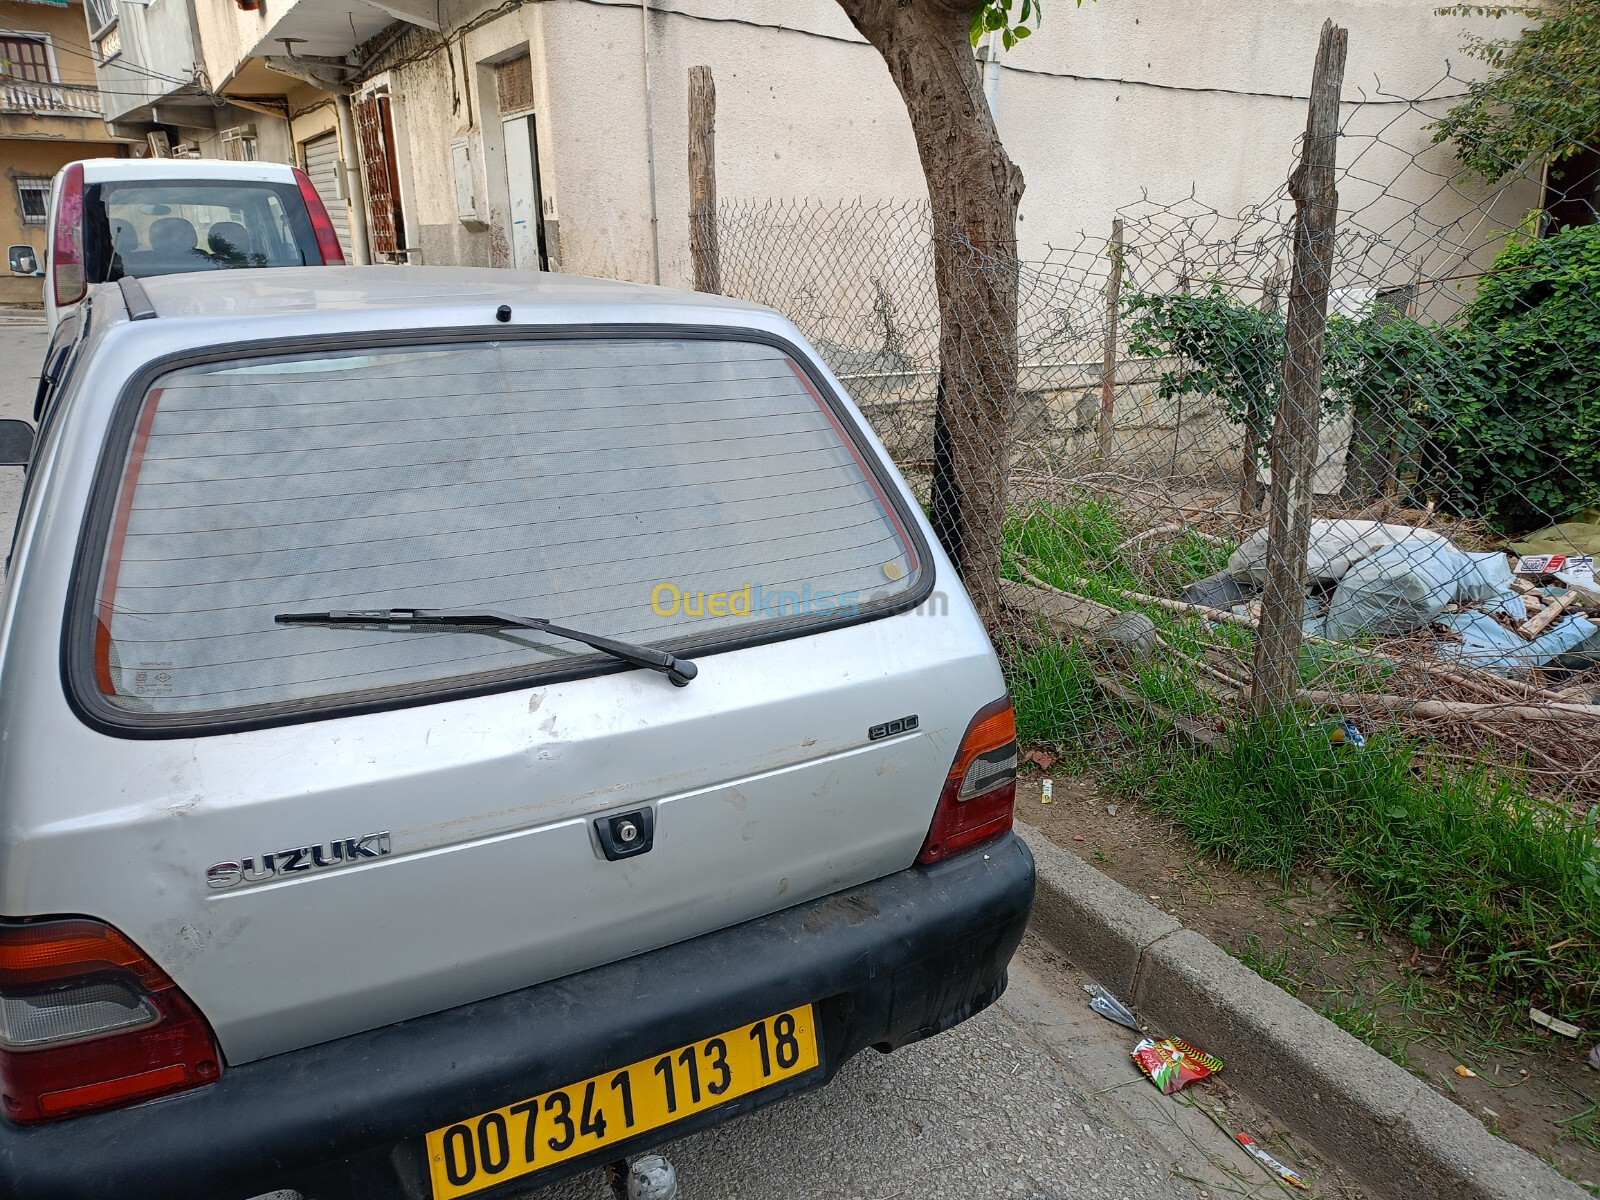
top-left (89, 0), bottom-right (202, 126)
top-left (348, 0), bottom-right (1530, 293)
top-left (193, 0), bottom-right (271, 92)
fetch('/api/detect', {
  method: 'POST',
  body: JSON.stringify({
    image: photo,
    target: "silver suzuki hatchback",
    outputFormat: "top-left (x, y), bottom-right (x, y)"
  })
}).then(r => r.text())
top-left (0, 267), bottom-right (1033, 1200)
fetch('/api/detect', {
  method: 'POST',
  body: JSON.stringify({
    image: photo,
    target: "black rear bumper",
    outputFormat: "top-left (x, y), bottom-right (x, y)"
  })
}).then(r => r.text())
top-left (0, 834), bottom-right (1034, 1200)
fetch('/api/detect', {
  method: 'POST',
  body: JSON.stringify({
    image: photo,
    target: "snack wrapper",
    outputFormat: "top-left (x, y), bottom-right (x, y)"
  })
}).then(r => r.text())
top-left (1131, 1037), bottom-right (1222, 1094)
top-left (1235, 1132), bottom-right (1310, 1190)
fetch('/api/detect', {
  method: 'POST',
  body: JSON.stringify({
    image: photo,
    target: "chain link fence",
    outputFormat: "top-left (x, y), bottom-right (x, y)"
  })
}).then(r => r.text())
top-left (710, 50), bottom-right (1600, 1015)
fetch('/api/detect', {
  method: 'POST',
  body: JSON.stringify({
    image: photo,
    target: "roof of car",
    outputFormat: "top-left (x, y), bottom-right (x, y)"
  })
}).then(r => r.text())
top-left (73, 158), bottom-right (300, 184)
top-left (131, 266), bottom-right (775, 322)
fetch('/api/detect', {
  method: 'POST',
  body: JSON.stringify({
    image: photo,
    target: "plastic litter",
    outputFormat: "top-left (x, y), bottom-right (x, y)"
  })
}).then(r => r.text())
top-left (1235, 1131), bottom-right (1311, 1190)
top-left (1227, 520), bottom-right (1448, 588)
top-left (1435, 610), bottom-right (1599, 677)
top-left (1082, 983), bottom-right (1140, 1030)
top-left (1305, 541), bottom-right (1523, 640)
top-left (1587, 1045), bottom-right (1600, 1071)
top-left (1131, 1037), bottom-right (1222, 1093)
top-left (1224, 520), bottom-right (1537, 640)
top-left (1324, 718), bottom-right (1365, 749)
top-left (1515, 553), bottom-right (1595, 579)
top-left (1531, 1008), bottom-right (1583, 1039)
top-left (1041, 779), bottom-right (1053, 804)
top-left (1182, 569), bottom-right (1249, 611)
top-left (1511, 520), bottom-right (1600, 559)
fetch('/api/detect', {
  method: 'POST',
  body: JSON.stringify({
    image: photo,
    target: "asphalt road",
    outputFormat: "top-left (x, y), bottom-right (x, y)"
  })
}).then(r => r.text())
top-left (525, 950), bottom-right (1204, 1200)
top-left (0, 310), bottom-right (1343, 1200)
top-left (523, 933), bottom-right (1353, 1200)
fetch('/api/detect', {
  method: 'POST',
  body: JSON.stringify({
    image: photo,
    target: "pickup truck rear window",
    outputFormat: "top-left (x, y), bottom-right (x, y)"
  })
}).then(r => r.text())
top-left (79, 336), bottom-right (924, 725)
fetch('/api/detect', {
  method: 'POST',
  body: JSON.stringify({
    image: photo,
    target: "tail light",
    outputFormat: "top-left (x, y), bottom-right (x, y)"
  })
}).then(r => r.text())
top-left (918, 697), bottom-right (1019, 864)
top-left (52, 163), bottom-right (86, 308)
top-left (0, 916), bottom-right (222, 1123)
top-left (292, 167), bottom-right (346, 265)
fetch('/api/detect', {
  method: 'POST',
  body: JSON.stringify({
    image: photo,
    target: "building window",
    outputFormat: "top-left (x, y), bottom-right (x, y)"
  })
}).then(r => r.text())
top-left (15, 178), bottom-right (50, 226)
top-left (85, 0), bottom-right (117, 37)
top-left (96, 24), bottom-right (120, 63)
top-left (0, 35), bottom-right (54, 84)
top-left (222, 131), bottom-right (260, 162)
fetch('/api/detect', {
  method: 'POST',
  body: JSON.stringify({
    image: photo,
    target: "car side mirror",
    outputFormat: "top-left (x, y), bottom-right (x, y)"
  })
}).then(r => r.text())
top-left (0, 420), bottom-right (35, 466)
top-left (8, 245), bottom-right (39, 276)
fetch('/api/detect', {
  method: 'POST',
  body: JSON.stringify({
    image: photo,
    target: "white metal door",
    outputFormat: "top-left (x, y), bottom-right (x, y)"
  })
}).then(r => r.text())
top-left (501, 114), bottom-right (546, 271)
top-left (301, 132), bottom-right (353, 261)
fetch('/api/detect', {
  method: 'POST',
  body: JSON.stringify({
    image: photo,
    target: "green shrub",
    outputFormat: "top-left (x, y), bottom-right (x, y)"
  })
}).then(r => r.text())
top-left (1440, 223), bottom-right (1600, 533)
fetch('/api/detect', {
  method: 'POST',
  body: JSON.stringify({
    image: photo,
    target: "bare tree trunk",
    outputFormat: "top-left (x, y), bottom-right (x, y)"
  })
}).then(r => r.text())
top-left (1250, 20), bottom-right (1348, 717)
top-left (688, 65), bottom-right (721, 294)
top-left (1238, 263), bottom-right (1283, 522)
top-left (834, 0), bottom-right (1022, 629)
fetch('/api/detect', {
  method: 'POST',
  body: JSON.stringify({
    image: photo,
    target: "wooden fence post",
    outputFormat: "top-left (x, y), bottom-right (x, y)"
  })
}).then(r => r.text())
top-left (688, 65), bottom-right (721, 294)
top-left (1097, 216), bottom-right (1124, 461)
top-left (1250, 20), bottom-right (1348, 717)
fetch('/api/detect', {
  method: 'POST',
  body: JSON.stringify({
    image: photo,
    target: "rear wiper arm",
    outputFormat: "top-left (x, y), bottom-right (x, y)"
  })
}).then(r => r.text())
top-left (275, 607), bottom-right (698, 687)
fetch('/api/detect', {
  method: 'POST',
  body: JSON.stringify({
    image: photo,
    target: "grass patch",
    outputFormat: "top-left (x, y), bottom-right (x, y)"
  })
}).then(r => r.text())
top-left (1033, 702), bottom-right (1600, 1023)
top-left (1001, 497), bottom-right (1231, 605)
top-left (1164, 719), bottom-right (1600, 1017)
top-left (1001, 494), bottom-right (1600, 1022)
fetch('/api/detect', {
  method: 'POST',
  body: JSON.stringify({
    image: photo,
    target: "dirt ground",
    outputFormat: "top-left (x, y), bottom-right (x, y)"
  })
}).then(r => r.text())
top-left (1018, 772), bottom-right (1600, 1192)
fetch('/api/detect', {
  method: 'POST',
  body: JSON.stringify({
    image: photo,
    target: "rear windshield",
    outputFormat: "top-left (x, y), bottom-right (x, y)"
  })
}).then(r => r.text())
top-left (78, 336), bottom-right (924, 726)
top-left (84, 180), bottom-right (321, 281)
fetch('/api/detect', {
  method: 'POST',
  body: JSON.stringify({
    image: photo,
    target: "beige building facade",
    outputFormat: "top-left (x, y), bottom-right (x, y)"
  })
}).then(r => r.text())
top-left (0, 0), bottom-right (128, 303)
top-left (82, 1), bottom-right (1532, 296)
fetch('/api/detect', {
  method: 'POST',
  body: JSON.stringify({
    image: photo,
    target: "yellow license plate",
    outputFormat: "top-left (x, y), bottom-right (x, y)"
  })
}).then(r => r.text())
top-left (425, 1004), bottom-right (819, 1199)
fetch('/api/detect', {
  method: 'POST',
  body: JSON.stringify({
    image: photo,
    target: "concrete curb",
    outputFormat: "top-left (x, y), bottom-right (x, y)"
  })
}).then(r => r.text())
top-left (1016, 821), bottom-right (1588, 1200)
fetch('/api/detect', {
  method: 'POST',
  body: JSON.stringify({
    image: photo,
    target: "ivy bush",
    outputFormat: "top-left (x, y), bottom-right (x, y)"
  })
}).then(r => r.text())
top-left (1442, 222), bottom-right (1600, 533)
top-left (1123, 226), bottom-right (1600, 533)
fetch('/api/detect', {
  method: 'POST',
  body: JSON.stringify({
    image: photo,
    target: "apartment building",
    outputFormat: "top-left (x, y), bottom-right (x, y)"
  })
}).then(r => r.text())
top-left (0, 0), bottom-right (127, 303)
top-left (76, 1), bottom-right (1531, 292)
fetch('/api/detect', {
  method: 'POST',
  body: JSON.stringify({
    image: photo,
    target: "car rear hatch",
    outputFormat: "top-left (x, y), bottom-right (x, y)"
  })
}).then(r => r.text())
top-left (20, 329), bottom-right (1004, 1065)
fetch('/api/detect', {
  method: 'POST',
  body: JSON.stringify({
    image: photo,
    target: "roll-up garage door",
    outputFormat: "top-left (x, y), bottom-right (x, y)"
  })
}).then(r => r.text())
top-left (301, 132), bottom-right (353, 260)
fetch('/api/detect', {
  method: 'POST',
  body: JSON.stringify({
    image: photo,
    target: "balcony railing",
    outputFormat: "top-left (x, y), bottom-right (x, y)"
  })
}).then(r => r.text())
top-left (0, 79), bottom-right (103, 117)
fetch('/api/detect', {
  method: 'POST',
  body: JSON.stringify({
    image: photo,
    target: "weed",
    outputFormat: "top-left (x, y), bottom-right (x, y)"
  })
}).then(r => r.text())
top-left (1559, 1105), bottom-right (1600, 1153)
top-left (1319, 992), bottom-right (1388, 1049)
top-left (1237, 935), bottom-right (1302, 996)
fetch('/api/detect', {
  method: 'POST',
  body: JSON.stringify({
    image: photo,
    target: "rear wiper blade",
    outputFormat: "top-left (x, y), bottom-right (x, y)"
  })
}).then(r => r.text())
top-left (275, 607), bottom-right (698, 687)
